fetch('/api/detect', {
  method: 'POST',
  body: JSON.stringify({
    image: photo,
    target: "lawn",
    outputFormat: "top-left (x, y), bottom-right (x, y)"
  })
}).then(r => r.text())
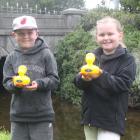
top-left (0, 130), bottom-right (10, 140)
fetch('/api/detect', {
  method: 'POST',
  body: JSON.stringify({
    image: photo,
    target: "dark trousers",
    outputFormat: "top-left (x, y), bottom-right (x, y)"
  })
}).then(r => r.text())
top-left (11, 121), bottom-right (53, 140)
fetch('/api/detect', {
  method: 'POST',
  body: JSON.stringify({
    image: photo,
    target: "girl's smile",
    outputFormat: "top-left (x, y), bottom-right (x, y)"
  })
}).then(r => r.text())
top-left (96, 22), bottom-right (123, 54)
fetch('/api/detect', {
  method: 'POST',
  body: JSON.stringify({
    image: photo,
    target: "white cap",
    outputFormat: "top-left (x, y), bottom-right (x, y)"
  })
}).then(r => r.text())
top-left (12, 15), bottom-right (38, 31)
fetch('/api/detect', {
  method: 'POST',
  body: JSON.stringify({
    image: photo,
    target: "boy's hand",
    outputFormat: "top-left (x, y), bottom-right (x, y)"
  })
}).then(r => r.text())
top-left (24, 81), bottom-right (38, 91)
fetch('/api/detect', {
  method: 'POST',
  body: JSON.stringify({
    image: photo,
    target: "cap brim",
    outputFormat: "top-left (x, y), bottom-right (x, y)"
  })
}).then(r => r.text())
top-left (13, 26), bottom-right (37, 31)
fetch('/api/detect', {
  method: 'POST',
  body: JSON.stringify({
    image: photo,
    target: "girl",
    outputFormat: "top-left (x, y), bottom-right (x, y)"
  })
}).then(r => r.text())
top-left (74, 16), bottom-right (136, 140)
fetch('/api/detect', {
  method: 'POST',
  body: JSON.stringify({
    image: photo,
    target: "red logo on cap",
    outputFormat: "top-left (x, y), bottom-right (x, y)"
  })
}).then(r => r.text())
top-left (20, 18), bottom-right (27, 24)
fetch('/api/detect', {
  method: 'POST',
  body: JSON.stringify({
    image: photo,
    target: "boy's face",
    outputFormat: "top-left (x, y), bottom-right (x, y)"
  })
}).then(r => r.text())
top-left (12, 29), bottom-right (38, 49)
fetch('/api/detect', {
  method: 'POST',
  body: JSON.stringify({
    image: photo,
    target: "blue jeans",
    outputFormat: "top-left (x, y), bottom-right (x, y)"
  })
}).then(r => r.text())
top-left (11, 122), bottom-right (53, 140)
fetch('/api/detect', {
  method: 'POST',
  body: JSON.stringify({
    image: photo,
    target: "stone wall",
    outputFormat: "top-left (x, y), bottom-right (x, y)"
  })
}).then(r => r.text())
top-left (0, 8), bottom-right (86, 55)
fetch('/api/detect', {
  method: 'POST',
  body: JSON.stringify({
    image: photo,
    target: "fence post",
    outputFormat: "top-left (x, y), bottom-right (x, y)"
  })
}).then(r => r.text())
top-left (62, 8), bottom-right (87, 29)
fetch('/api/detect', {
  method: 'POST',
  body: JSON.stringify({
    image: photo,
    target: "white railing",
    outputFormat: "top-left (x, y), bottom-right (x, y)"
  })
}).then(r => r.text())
top-left (0, 2), bottom-right (60, 15)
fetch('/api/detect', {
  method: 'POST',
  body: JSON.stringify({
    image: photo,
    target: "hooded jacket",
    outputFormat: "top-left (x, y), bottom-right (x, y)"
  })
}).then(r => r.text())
top-left (3, 37), bottom-right (59, 123)
top-left (74, 46), bottom-right (136, 135)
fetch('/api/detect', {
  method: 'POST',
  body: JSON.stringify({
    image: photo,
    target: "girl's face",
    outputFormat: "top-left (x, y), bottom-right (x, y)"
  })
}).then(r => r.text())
top-left (96, 22), bottom-right (123, 54)
top-left (12, 29), bottom-right (38, 49)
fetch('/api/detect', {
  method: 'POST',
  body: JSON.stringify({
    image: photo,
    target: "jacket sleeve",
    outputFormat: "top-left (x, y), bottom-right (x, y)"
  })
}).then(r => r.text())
top-left (3, 55), bottom-right (22, 94)
top-left (94, 55), bottom-right (136, 94)
top-left (36, 49), bottom-right (60, 92)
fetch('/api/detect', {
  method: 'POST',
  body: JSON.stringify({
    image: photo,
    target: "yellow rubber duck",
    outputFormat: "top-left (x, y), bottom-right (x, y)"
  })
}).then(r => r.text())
top-left (13, 65), bottom-right (31, 87)
top-left (80, 53), bottom-right (101, 76)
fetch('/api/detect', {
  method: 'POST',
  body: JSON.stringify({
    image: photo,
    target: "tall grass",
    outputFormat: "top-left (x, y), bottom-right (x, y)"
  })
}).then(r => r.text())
top-left (0, 128), bottom-right (10, 140)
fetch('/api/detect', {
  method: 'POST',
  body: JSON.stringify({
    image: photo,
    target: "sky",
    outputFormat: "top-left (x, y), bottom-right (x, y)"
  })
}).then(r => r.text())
top-left (85, 0), bottom-right (101, 9)
top-left (85, 0), bottom-right (116, 9)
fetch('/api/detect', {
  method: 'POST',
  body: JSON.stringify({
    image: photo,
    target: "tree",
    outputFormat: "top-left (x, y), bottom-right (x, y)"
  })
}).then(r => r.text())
top-left (120, 0), bottom-right (140, 12)
top-left (0, 0), bottom-right (85, 13)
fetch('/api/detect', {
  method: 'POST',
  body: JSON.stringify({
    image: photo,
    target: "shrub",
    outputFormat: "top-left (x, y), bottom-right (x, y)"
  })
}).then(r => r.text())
top-left (55, 27), bottom-right (97, 104)
top-left (124, 25), bottom-right (140, 51)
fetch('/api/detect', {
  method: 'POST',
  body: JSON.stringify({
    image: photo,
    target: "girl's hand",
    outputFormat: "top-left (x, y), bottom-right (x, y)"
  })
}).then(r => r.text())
top-left (90, 69), bottom-right (103, 79)
top-left (80, 73), bottom-right (93, 81)
top-left (80, 69), bottom-right (103, 81)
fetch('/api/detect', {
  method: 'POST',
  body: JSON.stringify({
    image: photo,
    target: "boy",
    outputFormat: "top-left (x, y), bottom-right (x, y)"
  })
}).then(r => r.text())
top-left (3, 15), bottom-right (59, 140)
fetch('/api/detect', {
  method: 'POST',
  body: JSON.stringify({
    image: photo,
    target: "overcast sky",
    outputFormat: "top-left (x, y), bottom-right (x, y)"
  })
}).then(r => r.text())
top-left (85, 0), bottom-right (101, 9)
top-left (85, 0), bottom-right (116, 9)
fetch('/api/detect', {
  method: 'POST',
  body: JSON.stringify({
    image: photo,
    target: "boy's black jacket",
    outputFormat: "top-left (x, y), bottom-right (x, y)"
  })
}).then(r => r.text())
top-left (3, 37), bottom-right (59, 123)
top-left (74, 46), bottom-right (136, 135)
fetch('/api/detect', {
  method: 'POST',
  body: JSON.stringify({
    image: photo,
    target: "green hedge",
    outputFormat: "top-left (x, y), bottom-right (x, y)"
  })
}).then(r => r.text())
top-left (55, 9), bottom-right (140, 104)
top-left (55, 27), bottom-right (97, 104)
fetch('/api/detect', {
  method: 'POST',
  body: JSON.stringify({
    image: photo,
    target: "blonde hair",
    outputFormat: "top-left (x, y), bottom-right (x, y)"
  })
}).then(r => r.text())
top-left (96, 16), bottom-right (126, 48)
